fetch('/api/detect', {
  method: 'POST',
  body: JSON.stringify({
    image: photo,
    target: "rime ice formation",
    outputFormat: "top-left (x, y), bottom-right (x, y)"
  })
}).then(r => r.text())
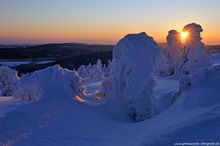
top-left (177, 23), bottom-right (211, 75)
top-left (108, 32), bottom-right (161, 122)
top-left (0, 66), bottom-right (19, 96)
top-left (88, 59), bottom-right (103, 79)
top-left (159, 23), bottom-right (211, 76)
top-left (159, 30), bottom-right (184, 76)
top-left (77, 65), bottom-right (89, 79)
top-left (77, 59), bottom-right (112, 79)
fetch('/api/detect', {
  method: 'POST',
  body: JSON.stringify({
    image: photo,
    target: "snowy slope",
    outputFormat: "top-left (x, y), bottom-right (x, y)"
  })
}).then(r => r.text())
top-left (1, 64), bottom-right (220, 146)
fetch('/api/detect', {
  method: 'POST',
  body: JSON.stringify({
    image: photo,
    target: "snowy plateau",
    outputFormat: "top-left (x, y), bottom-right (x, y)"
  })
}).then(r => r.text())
top-left (0, 23), bottom-right (220, 146)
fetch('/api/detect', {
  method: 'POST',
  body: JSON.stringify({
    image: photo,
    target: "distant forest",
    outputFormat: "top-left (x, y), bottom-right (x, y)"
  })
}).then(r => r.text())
top-left (0, 43), bottom-right (219, 76)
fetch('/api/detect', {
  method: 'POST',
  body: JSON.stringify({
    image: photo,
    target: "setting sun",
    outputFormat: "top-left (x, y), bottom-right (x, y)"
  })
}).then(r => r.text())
top-left (181, 32), bottom-right (189, 39)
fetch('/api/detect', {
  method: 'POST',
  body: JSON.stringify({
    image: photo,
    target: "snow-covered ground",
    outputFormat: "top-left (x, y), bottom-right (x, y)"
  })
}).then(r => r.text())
top-left (0, 32), bottom-right (220, 145)
top-left (0, 96), bottom-right (25, 118)
top-left (1, 65), bottom-right (220, 146)
top-left (0, 60), bottom-right (54, 67)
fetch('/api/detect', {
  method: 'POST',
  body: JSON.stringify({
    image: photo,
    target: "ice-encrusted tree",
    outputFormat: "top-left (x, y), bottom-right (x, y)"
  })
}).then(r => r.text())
top-left (0, 66), bottom-right (19, 96)
top-left (77, 65), bottom-right (89, 79)
top-left (177, 23), bottom-right (211, 75)
top-left (159, 23), bottom-right (211, 76)
top-left (103, 60), bottom-right (112, 77)
top-left (13, 85), bottom-right (42, 102)
top-left (159, 30), bottom-right (184, 76)
top-left (87, 60), bottom-right (103, 79)
top-left (109, 32), bottom-right (161, 122)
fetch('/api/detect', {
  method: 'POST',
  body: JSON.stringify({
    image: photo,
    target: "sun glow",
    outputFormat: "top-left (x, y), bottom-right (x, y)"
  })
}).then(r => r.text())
top-left (181, 32), bottom-right (188, 39)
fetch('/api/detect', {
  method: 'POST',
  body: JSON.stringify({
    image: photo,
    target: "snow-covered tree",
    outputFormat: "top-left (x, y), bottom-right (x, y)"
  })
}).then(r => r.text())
top-left (13, 85), bottom-right (42, 102)
top-left (103, 60), bottom-right (112, 77)
top-left (0, 66), bottom-right (19, 96)
top-left (96, 59), bottom-right (103, 73)
top-left (77, 65), bottom-right (89, 79)
top-left (158, 30), bottom-right (184, 76)
top-left (158, 23), bottom-right (211, 76)
top-left (176, 23), bottom-right (211, 75)
top-left (107, 32), bottom-right (161, 122)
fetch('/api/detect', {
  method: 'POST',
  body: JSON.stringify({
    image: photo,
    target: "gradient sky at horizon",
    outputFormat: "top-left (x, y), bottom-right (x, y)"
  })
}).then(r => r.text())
top-left (0, 0), bottom-right (220, 45)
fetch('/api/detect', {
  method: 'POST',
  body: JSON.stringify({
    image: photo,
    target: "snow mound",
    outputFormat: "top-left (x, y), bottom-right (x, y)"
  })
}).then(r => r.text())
top-left (20, 65), bottom-right (82, 99)
top-left (179, 64), bottom-right (220, 108)
top-left (107, 32), bottom-right (161, 122)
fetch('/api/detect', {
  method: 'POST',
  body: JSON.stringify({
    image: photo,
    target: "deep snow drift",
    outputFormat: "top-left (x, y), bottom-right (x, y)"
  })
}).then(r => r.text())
top-left (0, 24), bottom-right (220, 146)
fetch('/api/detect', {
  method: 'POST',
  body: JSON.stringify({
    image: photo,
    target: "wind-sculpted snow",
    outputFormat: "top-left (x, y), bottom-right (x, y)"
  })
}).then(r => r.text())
top-left (179, 65), bottom-right (220, 108)
top-left (20, 65), bottom-right (82, 98)
top-left (107, 32), bottom-right (161, 122)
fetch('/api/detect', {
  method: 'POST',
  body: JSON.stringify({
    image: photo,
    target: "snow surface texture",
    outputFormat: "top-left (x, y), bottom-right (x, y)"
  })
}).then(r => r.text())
top-left (1, 64), bottom-right (220, 146)
top-left (106, 32), bottom-right (162, 122)
top-left (159, 23), bottom-right (211, 76)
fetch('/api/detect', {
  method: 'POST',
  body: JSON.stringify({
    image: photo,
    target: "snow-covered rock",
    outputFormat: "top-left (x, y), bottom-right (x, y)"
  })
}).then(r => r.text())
top-left (107, 32), bottom-right (161, 122)
top-left (177, 23), bottom-right (211, 75)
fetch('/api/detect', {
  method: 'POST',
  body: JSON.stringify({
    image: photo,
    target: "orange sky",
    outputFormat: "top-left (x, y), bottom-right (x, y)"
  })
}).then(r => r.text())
top-left (0, 0), bottom-right (220, 45)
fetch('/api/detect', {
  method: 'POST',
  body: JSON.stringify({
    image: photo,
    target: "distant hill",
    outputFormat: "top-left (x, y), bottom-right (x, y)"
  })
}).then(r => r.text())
top-left (0, 43), bottom-right (114, 60)
top-left (205, 45), bottom-right (220, 54)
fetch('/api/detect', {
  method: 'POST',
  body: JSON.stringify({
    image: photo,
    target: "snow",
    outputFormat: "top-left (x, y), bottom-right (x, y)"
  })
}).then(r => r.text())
top-left (1, 63), bottom-right (220, 145)
top-left (0, 60), bottom-right (54, 67)
top-left (84, 78), bottom-right (107, 95)
top-left (154, 77), bottom-right (179, 113)
top-left (209, 53), bottom-right (220, 65)
top-left (0, 96), bottom-right (25, 118)
top-left (159, 23), bottom-right (211, 76)
top-left (108, 32), bottom-right (161, 122)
